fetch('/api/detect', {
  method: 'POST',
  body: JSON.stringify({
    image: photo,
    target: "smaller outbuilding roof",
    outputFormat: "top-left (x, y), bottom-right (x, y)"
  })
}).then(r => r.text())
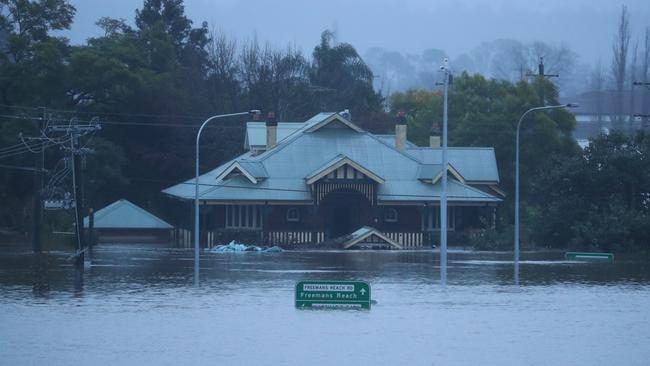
top-left (83, 199), bottom-right (173, 229)
top-left (342, 226), bottom-right (402, 250)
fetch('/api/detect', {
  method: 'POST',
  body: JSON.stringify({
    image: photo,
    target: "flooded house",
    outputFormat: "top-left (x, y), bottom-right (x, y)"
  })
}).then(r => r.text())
top-left (163, 112), bottom-right (503, 248)
top-left (83, 199), bottom-right (174, 245)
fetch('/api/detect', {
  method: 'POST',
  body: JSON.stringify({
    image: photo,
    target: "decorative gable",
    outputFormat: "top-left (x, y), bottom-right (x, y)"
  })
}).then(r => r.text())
top-left (304, 113), bottom-right (364, 133)
top-left (342, 226), bottom-right (402, 250)
top-left (418, 163), bottom-right (466, 184)
top-left (306, 155), bottom-right (384, 185)
top-left (215, 161), bottom-right (267, 184)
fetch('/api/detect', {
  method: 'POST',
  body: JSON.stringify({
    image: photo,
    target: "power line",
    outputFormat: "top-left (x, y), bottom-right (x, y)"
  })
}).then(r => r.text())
top-left (0, 142), bottom-right (52, 160)
top-left (0, 113), bottom-right (249, 129)
top-left (132, 176), bottom-right (486, 200)
top-left (0, 103), bottom-right (231, 121)
top-left (0, 163), bottom-right (48, 172)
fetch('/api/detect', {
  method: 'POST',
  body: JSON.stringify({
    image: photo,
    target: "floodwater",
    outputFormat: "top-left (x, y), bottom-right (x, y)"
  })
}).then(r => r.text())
top-left (1, 246), bottom-right (649, 366)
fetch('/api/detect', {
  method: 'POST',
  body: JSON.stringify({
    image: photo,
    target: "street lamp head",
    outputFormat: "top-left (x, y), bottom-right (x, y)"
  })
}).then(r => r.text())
top-left (565, 103), bottom-right (579, 108)
top-left (249, 109), bottom-right (262, 117)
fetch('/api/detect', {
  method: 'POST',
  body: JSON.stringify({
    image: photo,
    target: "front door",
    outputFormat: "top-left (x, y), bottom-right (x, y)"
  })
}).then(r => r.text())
top-left (323, 189), bottom-right (367, 239)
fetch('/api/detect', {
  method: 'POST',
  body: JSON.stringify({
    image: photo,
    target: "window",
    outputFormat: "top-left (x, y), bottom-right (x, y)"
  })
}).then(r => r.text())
top-left (384, 208), bottom-right (398, 222)
top-left (225, 205), bottom-right (262, 229)
top-left (286, 207), bottom-right (300, 222)
top-left (422, 206), bottom-right (455, 231)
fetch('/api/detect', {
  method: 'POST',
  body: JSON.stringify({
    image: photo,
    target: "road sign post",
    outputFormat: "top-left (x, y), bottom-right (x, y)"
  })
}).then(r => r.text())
top-left (295, 280), bottom-right (371, 309)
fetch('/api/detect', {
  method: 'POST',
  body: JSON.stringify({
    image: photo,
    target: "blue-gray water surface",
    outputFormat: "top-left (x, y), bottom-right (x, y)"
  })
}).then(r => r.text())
top-left (1, 246), bottom-right (649, 366)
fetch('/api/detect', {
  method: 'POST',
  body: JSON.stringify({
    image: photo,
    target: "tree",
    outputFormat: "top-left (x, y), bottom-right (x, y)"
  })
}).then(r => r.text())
top-left (0, 0), bottom-right (75, 106)
top-left (530, 131), bottom-right (650, 251)
top-left (310, 30), bottom-right (383, 127)
top-left (206, 29), bottom-right (240, 112)
top-left (0, 0), bottom-right (76, 236)
top-left (590, 58), bottom-right (605, 123)
top-left (391, 73), bottom-right (579, 235)
top-left (611, 5), bottom-right (630, 122)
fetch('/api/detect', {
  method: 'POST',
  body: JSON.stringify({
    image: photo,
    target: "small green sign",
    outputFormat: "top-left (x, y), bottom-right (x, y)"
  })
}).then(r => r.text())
top-left (565, 251), bottom-right (614, 261)
top-left (295, 280), bottom-right (371, 309)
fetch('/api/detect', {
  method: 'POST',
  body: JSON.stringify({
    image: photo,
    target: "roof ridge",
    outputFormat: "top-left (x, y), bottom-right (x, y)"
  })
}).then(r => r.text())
top-left (447, 179), bottom-right (498, 199)
top-left (93, 199), bottom-right (123, 221)
top-left (365, 132), bottom-right (423, 164)
top-left (120, 200), bottom-right (173, 228)
top-left (406, 147), bottom-right (495, 150)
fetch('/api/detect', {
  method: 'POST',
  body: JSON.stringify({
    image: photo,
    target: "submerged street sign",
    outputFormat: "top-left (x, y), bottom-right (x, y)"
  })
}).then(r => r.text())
top-left (295, 280), bottom-right (371, 309)
top-left (565, 252), bottom-right (614, 261)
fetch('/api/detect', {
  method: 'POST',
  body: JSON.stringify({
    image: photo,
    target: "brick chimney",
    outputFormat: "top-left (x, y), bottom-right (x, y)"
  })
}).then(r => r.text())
top-left (266, 112), bottom-right (277, 149)
top-left (395, 111), bottom-right (407, 151)
top-left (430, 122), bottom-right (441, 148)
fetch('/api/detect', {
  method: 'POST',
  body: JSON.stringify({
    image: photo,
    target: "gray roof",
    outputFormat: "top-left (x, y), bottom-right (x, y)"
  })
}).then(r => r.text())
top-left (83, 199), bottom-right (173, 229)
top-left (163, 113), bottom-right (501, 204)
top-left (237, 161), bottom-right (269, 179)
top-left (406, 147), bottom-right (499, 183)
top-left (375, 134), bottom-right (417, 148)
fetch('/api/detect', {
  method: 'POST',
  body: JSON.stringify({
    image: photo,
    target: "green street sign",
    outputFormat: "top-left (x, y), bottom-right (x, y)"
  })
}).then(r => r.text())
top-left (295, 280), bottom-right (371, 309)
top-left (565, 251), bottom-right (614, 261)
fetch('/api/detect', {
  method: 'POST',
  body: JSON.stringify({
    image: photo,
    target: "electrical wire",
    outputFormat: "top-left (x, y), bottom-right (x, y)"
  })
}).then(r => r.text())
top-left (0, 142), bottom-right (51, 159)
top-left (131, 177), bottom-right (485, 200)
top-left (0, 103), bottom-right (223, 121)
top-left (0, 141), bottom-right (46, 154)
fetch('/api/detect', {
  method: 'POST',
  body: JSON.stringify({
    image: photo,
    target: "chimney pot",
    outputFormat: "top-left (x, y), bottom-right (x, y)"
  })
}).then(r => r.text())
top-left (265, 111), bottom-right (277, 149)
top-left (429, 122), bottom-right (441, 148)
top-left (395, 111), bottom-right (407, 151)
top-left (266, 112), bottom-right (277, 126)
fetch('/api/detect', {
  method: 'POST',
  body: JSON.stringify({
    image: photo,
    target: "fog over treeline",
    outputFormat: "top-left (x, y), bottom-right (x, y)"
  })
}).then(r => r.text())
top-left (364, 40), bottom-right (586, 97)
top-left (63, 0), bottom-right (650, 99)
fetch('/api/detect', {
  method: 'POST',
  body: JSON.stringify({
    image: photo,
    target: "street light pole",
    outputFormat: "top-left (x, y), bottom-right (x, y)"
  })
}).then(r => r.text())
top-left (514, 103), bottom-right (577, 285)
top-left (194, 110), bottom-right (260, 286)
top-left (440, 59), bottom-right (450, 287)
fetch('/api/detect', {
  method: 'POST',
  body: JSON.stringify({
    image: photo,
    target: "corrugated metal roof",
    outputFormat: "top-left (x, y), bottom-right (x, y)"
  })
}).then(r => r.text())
top-left (417, 164), bottom-right (443, 180)
top-left (83, 199), bottom-right (173, 229)
top-left (162, 151), bottom-right (254, 199)
top-left (375, 134), bottom-right (417, 148)
top-left (305, 154), bottom-right (385, 184)
top-left (406, 147), bottom-right (499, 183)
top-left (163, 113), bottom-right (501, 203)
top-left (238, 161), bottom-right (268, 178)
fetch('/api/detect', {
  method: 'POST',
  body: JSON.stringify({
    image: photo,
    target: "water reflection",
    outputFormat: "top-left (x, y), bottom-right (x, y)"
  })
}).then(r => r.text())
top-left (2, 247), bottom-right (650, 296)
top-left (1, 246), bottom-right (649, 366)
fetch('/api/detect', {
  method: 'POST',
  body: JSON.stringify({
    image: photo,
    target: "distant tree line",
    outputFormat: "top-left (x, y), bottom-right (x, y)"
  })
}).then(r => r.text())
top-left (0, 0), bottom-right (384, 236)
top-left (0, 0), bottom-right (648, 252)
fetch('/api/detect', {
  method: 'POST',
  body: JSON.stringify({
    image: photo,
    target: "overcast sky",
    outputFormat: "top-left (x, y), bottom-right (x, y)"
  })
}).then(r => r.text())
top-left (65, 0), bottom-right (650, 65)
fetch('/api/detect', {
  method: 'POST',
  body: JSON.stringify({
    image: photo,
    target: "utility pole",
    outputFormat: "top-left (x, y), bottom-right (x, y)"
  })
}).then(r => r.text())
top-left (32, 107), bottom-right (46, 253)
top-left (70, 131), bottom-right (85, 267)
top-left (49, 119), bottom-right (100, 268)
top-left (527, 57), bottom-right (559, 106)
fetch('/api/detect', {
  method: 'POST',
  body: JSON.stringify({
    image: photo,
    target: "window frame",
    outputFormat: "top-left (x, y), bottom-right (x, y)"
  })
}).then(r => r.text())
top-left (383, 208), bottom-right (398, 223)
top-left (286, 207), bottom-right (300, 222)
top-left (225, 205), bottom-right (262, 229)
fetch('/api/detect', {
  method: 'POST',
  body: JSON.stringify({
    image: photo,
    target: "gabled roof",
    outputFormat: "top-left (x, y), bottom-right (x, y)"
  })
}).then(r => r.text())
top-left (406, 147), bottom-right (499, 183)
top-left (215, 161), bottom-right (268, 184)
top-left (305, 154), bottom-right (385, 185)
top-left (304, 113), bottom-right (364, 133)
top-left (417, 163), bottom-right (465, 184)
top-left (163, 113), bottom-right (502, 204)
top-left (375, 134), bottom-right (417, 148)
top-left (83, 199), bottom-right (172, 229)
top-left (342, 226), bottom-right (402, 249)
